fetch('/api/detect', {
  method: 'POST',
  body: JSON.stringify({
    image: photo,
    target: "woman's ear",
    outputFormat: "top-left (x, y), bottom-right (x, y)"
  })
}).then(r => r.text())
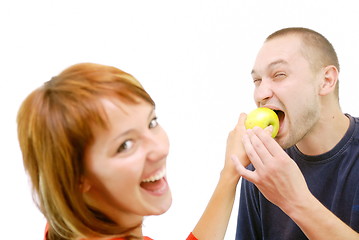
top-left (80, 176), bottom-right (92, 193)
top-left (319, 65), bottom-right (339, 96)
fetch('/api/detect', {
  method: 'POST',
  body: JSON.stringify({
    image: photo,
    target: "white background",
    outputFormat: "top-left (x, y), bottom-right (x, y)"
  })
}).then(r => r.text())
top-left (1, 0), bottom-right (359, 239)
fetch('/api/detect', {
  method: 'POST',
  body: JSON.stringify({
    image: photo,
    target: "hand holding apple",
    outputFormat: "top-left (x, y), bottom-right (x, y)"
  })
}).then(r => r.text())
top-left (245, 107), bottom-right (279, 138)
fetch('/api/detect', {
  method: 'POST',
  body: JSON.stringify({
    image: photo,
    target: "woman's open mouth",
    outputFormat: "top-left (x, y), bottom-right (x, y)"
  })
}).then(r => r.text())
top-left (140, 168), bottom-right (168, 195)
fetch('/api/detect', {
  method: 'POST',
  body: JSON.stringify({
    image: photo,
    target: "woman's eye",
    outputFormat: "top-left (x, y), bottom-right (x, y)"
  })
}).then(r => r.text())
top-left (149, 117), bottom-right (158, 129)
top-left (117, 140), bottom-right (134, 153)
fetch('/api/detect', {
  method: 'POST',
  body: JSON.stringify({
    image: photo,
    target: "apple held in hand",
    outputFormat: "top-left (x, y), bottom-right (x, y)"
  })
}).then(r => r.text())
top-left (245, 107), bottom-right (280, 138)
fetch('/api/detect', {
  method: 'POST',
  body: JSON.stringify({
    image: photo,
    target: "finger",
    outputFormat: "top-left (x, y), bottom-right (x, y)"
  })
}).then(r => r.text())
top-left (247, 127), bottom-right (274, 165)
top-left (252, 126), bottom-right (283, 158)
top-left (228, 113), bottom-right (247, 145)
top-left (242, 129), bottom-right (265, 169)
top-left (226, 113), bottom-right (246, 145)
top-left (226, 112), bottom-right (251, 166)
top-left (231, 155), bottom-right (258, 183)
top-left (264, 125), bottom-right (273, 136)
top-left (235, 112), bottom-right (247, 131)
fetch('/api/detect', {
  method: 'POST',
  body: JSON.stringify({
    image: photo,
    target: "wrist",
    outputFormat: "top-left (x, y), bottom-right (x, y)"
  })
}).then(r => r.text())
top-left (220, 168), bottom-right (241, 186)
top-left (282, 191), bottom-right (317, 222)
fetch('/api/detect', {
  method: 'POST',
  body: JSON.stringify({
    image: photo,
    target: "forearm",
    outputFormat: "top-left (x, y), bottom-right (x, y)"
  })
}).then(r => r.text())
top-left (191, 171), bottom-right (239, 240)
top-left (286, 194), bottom-right (359, 240)
top-left (191, 113), bottom-right (246, 239)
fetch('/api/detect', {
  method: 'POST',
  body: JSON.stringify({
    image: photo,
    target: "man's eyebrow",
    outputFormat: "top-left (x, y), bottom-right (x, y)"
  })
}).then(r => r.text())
top-left (251, 59), bottom-right (288, 75)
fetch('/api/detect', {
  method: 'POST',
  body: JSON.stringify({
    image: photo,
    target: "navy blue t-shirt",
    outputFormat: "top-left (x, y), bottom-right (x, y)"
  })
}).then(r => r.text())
top-left (235, 114), bottom-right (359, 240)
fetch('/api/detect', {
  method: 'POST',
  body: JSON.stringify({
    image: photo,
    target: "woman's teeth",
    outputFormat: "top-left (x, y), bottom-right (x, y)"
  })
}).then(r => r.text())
top-left (141, 168), bottom-right (166, 183)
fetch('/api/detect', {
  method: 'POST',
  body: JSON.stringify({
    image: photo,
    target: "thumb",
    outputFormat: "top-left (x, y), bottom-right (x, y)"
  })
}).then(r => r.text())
top-left (231, 155), bottom-right (257, 183)
top-left (264, 125), bottom-right (273, 136)
top-left (231, 155), bottom-right (247, 175)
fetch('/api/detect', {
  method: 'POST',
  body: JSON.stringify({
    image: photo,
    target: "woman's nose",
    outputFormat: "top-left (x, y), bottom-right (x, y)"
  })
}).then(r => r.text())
top-left (144, 131), bottom-right (169, 162)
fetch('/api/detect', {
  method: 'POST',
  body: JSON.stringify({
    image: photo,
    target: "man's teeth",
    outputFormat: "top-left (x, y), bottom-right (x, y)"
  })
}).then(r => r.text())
top-left (141, 168), bottom-right (166, 183)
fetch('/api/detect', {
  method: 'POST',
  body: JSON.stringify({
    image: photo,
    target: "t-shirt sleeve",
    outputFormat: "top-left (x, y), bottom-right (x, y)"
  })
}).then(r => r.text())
top-left (186, 232), bottom-right (198, 240)
top-left (44, 224), bottom-right (49, 240)
top-left (351, 184), bottom-right (359, 232)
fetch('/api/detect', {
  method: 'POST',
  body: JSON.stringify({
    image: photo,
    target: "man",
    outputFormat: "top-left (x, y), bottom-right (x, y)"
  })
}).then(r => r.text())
top-left (232, 27), bottom-right (359, 239)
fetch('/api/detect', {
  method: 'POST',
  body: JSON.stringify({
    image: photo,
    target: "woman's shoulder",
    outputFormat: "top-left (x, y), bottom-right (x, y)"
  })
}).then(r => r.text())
top-left (44, 224), bottom-right (154, 240)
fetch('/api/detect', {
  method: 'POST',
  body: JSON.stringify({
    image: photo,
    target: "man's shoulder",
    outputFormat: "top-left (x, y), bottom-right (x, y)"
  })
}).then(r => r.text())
top-left (345, 114), bottom-right (359, 142)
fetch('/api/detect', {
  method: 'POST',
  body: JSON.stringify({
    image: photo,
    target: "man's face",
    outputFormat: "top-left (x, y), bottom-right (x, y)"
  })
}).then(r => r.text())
top-left (251, 35), bottom-right (322, 149)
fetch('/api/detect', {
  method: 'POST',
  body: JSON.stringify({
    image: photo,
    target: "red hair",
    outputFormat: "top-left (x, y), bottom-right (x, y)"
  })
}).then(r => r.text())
top-left (17, 63), bottom-right (153, 240)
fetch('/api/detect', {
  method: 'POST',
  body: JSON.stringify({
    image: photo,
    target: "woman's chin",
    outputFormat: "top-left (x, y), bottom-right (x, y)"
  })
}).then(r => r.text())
top-left (154, 192), bottom-right (172, 215)
top-left (146, 190), bottom-right (172, 216)
top-left (140, 176), bottom-right (172, 215)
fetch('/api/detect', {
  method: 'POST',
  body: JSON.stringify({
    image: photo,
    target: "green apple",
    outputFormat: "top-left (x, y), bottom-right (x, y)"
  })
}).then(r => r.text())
top-left (245, 107), bottom-right (280, 138)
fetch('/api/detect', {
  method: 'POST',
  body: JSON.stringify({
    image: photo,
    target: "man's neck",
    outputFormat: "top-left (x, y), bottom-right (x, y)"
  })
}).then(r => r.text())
top-left (295, 112), bottom-right (349, 156)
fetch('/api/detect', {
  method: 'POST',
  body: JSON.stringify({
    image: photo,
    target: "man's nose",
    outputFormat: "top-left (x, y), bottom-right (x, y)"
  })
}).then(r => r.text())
top-left (254, 79), bottom-right (273, 106)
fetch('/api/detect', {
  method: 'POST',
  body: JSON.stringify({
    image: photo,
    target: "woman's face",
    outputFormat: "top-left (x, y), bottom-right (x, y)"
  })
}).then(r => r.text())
top-left (82, 97), bottom-right (171, 227)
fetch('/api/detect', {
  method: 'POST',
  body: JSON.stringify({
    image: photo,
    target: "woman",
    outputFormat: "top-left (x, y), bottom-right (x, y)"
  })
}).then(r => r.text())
top-left (17, 63), bottom-right (248, 240)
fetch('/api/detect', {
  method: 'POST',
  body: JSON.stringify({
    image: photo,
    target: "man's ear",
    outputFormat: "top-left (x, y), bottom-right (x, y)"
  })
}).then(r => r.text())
top-left (319, 65), bottom-right (339, 96)
top-left (80, 176), bottom-right (92, 193)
